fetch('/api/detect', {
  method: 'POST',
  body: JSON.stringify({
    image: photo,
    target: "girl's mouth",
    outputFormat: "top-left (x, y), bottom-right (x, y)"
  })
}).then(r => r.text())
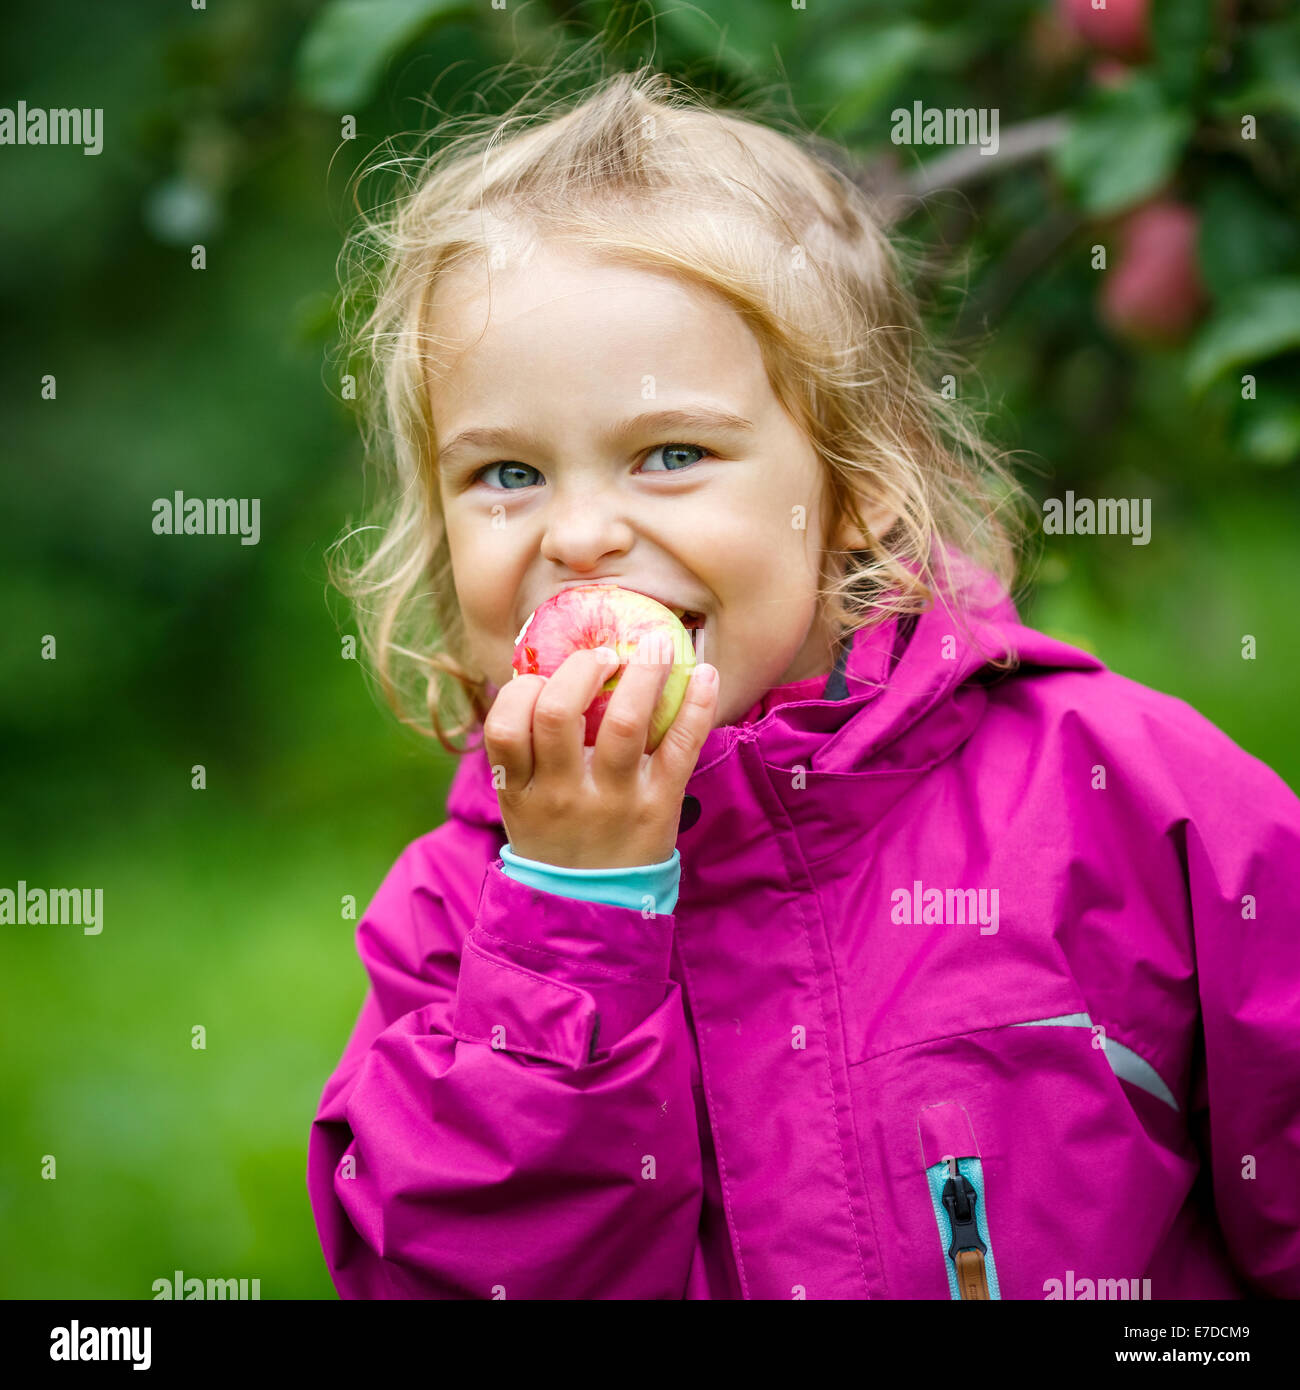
top-left (670, 608), bottom-right (706, 655)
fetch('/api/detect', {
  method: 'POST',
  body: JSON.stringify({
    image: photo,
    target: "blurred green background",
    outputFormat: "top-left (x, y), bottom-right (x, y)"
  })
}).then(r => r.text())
top-left (2, 0), bottom-right (1297, 1298)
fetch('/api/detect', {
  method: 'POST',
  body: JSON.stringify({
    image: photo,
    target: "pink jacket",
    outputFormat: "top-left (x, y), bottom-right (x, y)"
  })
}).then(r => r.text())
top-left (307, 580), bottom-right (1300, 1299)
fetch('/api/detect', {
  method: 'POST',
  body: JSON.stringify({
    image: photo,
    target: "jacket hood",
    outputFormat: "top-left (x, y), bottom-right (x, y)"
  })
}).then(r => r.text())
top-left (444, 563), bottom-right (1104, 832)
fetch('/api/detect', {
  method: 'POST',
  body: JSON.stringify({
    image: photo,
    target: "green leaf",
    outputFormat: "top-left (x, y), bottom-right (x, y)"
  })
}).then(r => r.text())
top-left (1223, 16), bottom-right (1300, 121)
top-left (1055, 75), bottom-right (1193, 215)
top-left (1186, 279), bottom-right (1300, 391)
top-left (807, 24), bottom-right (929, 136)
top-left (1237, 401), bottom-right (1300, 467)
top-left (656, 0), bottom-right (789, 75)
top-left (1196, 176), bottom-right (1299, 301)
top-left (295, 0), bottom-right (466, 110)
top-left (1151, 0), bottom-right (1214, 105)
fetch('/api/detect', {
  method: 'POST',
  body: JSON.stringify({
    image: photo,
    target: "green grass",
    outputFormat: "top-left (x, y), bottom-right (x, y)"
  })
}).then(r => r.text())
top-left (0, 766), bottom-right (453, 1300)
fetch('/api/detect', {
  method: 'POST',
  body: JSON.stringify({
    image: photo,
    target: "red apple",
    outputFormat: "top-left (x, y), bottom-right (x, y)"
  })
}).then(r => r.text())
top-left (1058, 0), bottom-right (1150, 62)
top-left (1099, 198), bottom-right (1209, 345)
top-left (511, 585), bottom-right (700, 750)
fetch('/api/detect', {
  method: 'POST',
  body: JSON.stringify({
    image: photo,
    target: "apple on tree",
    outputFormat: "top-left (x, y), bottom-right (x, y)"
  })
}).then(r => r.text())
top-left (1099, 198), bottom-right (1209, 345)
top-left (511, 585), bottom-right (701, 751)
top-left (1058, 0), bottom-right (1150, 62)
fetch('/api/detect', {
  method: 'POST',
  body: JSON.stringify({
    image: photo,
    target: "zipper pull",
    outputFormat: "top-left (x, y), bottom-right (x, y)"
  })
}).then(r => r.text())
top-left (941, 1174), bottom-right (991, 1301)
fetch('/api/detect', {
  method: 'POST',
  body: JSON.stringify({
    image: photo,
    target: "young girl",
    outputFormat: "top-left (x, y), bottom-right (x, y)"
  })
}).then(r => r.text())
top-left (307, 68), bottom-right (1300, 1300)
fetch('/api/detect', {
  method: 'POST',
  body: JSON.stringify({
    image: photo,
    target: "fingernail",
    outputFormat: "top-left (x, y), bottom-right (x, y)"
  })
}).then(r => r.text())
top-left (694, 664), bottom-right (717, 685)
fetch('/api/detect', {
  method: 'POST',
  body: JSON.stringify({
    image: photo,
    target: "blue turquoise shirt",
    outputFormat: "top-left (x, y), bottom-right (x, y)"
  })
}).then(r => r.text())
top-left (499, 842), bottom-right (682, 914)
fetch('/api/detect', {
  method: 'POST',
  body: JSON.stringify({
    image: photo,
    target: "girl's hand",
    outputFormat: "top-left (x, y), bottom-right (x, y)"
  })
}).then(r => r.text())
top-left (484, 634), bottom-right (719, 870)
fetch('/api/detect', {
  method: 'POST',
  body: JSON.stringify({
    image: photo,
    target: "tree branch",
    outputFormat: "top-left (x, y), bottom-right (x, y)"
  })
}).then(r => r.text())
top-left (839, 113), bottom-right (1072, 225)
top-left (907, 114), bottom-right (1070, 197)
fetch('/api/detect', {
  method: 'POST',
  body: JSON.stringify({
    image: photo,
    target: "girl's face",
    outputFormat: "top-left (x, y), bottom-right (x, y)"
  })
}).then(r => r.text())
top-left (428, 242), bottom-right (895, 727)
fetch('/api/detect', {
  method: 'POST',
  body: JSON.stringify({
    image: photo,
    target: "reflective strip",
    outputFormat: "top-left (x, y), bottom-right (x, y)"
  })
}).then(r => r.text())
top-left (1012, 1014), bottom-right (1179, 1112)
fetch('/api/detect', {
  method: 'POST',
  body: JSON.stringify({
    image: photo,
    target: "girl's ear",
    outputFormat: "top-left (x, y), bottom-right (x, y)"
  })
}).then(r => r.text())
top-left (831, 501), bottom-right (897, 551)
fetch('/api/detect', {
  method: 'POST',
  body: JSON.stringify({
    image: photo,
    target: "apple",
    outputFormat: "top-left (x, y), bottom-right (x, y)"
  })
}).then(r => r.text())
top-left (1099, 198), bottom-right (1208, 345)
top-left (511, 585), bottom-right (700, 750)
top-left (1058, 0), bottom-right (1150, 61)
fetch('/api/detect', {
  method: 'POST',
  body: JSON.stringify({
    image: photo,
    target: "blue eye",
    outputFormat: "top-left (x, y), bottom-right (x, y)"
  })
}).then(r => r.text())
top-left (641, 443), bottom-right (708, 472)
top-left (469, 443), bottom-right (709, 489)
top-left (473, 462), bottom-right (542, 490)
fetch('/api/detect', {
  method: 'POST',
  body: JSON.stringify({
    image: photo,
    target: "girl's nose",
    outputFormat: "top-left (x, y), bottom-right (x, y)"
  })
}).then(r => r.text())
top-left (538, 489), bottom-right (635, 571)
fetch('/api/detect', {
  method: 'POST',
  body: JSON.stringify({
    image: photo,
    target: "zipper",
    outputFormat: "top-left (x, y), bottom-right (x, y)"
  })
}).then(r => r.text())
top-left (942, 1170), bottom-right (989, 1299)
top-left (925, 1156), bottom-right (1001, 1300)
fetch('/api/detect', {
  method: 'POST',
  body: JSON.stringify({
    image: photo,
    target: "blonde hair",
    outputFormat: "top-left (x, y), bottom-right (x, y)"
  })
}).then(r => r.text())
top-left (331, 63), bottom-right (1029, 755)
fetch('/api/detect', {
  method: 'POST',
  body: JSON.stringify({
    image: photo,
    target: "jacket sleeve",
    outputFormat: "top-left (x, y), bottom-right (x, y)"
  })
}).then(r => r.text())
top-left (307, 834), bottom-right (703, 1299)
top-left (1183, 737), bottom-right (1300, 1297)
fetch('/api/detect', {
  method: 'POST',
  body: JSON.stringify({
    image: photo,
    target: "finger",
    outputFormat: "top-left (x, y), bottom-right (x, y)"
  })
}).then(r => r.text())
top-left (649, 662), bottom-right (719, 791)
top-left (482, 674), bottom-right (546, 796)
top-left (591, 631), bottom-right (675, 780)
top-left (531, 646), bottom-right (620, 786)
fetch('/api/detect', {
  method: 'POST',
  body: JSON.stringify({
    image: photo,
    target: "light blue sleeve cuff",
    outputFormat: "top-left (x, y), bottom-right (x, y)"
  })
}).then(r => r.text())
top-left (499, 843), bottom-right (680, 915)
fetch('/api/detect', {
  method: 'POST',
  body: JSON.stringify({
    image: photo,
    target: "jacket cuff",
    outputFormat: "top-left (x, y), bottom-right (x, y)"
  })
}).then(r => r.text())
top-left (450, 861), bottom-right (676, 1067)
top-left (499, 842), bottom-right (680, 914)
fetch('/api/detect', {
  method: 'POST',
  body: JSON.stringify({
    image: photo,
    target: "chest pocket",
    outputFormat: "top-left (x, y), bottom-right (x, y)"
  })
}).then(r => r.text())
top-left (918, 1101), bottom-right (1002, 1300)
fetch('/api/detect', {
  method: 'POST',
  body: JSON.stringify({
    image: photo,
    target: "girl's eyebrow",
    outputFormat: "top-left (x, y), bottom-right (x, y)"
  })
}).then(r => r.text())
top-left (436, 405), bottom-right (755, 469)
